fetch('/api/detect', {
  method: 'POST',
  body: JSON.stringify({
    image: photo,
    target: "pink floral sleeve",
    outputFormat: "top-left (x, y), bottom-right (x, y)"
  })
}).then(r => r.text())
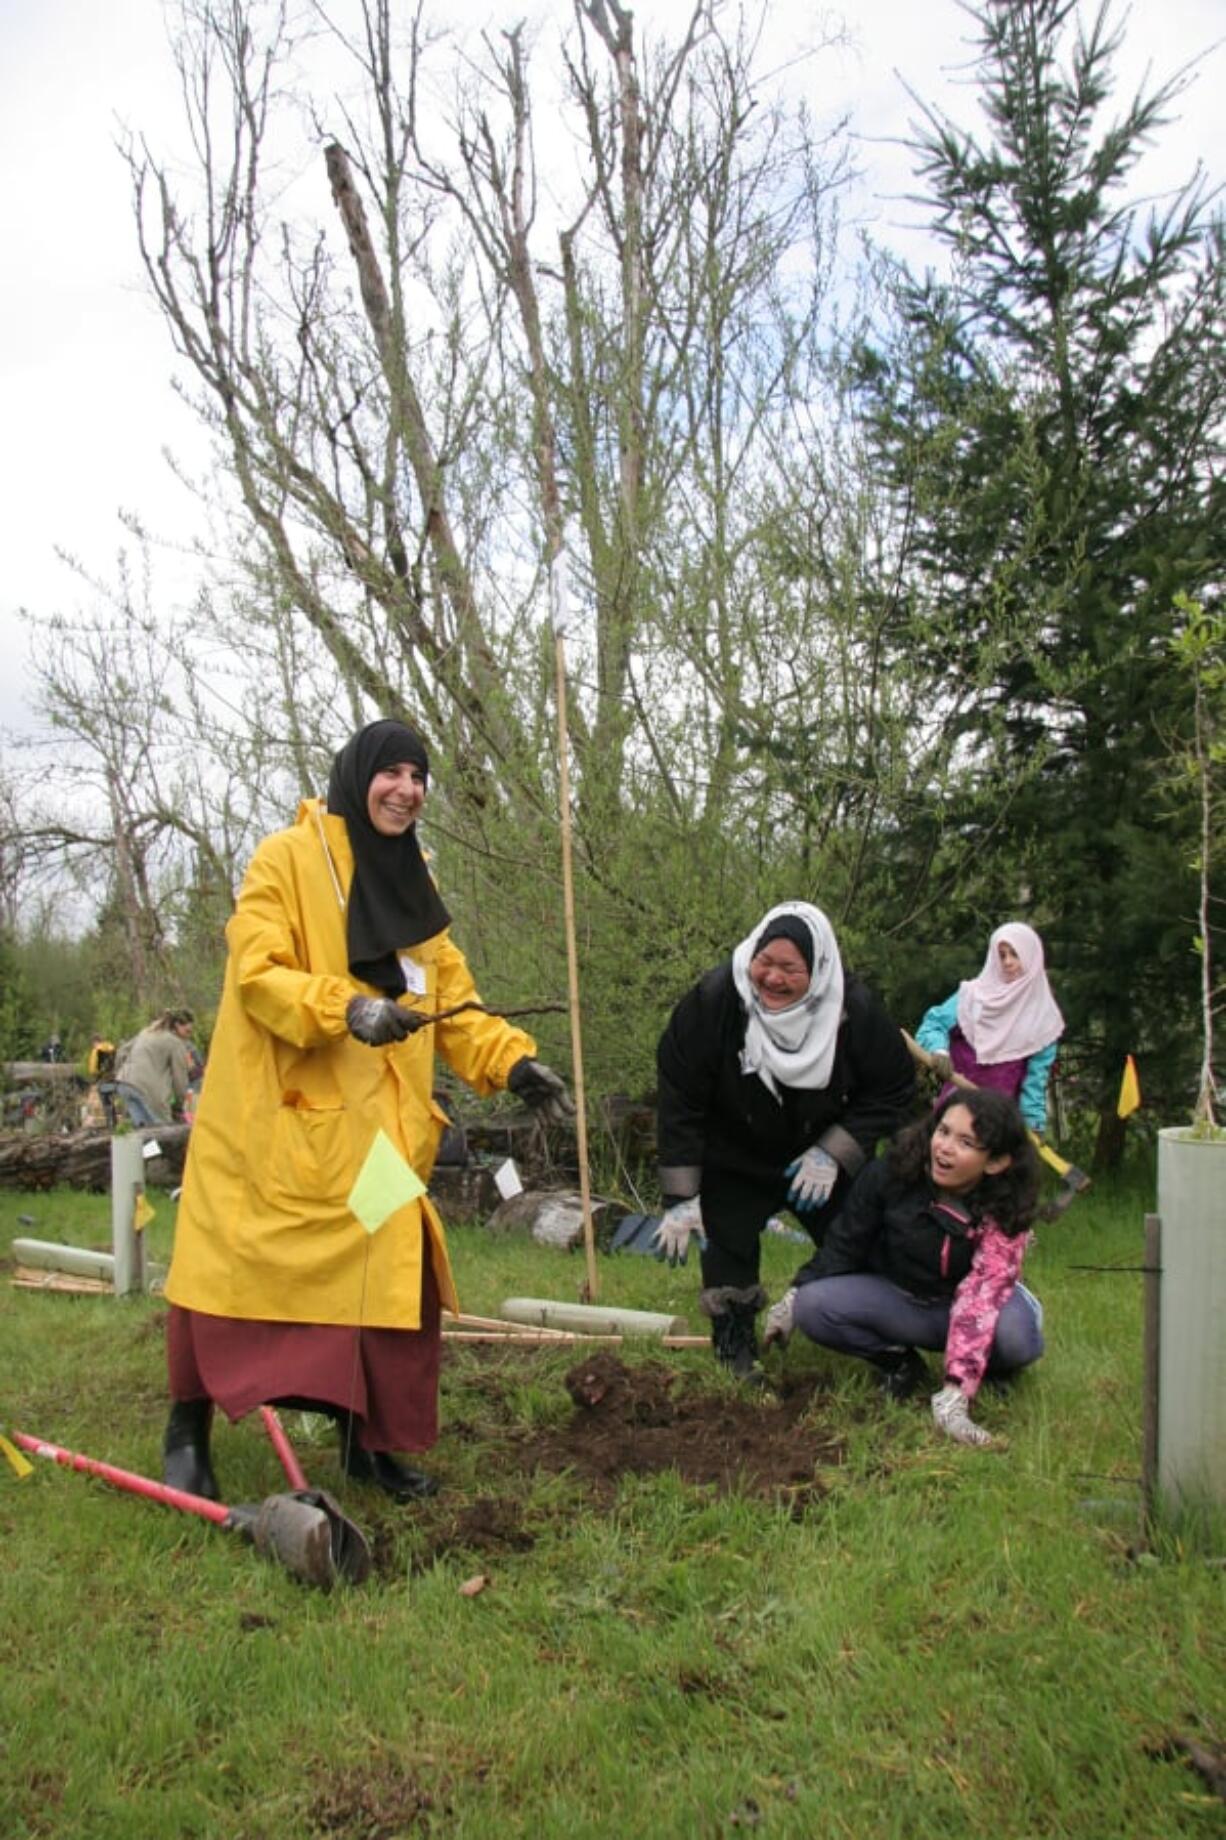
top-left (943, 1220), bottom-right (1030, 1398)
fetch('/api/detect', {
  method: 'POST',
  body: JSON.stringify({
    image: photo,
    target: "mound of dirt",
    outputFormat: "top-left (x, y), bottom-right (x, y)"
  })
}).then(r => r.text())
top-left (309, 1760), bottom-right (448, 1836)
top-left (540, 1353), bottom-right (845, 1505)
top-left (394, 1354), bottom-right (850, 1573)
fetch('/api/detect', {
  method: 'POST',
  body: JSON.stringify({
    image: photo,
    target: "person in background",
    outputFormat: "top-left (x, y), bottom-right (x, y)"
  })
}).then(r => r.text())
top-left (88, 1033), bottom-right (119, 1129)
top-left (765, 1089), bottom-right (1043, 1447)
top-left (113, 1011), bottom-right (195, 1126)
top-left (39, 1032), bottom-right (65, 1065)
top-left (655, 901), bottom-right (915, 1381)
top-left (913, 921), bottom-right (1064, 1134)
top-left (161, 718), bottom-right (573, 1505)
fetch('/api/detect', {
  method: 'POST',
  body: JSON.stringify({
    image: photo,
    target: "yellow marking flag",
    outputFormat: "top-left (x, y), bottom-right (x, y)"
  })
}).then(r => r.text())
top-left (0, 1434), bottom-right (33, 1480)
top-left (1117, 1054), bottom-right (1142, 1119)
top-left (133, 1193), bottom-right (156, 1234)
top-left (347, 1128), bottom-right (426, 1235)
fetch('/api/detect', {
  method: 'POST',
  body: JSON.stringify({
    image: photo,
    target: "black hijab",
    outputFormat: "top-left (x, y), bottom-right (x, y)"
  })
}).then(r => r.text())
top-left (751, 914), bottom-right (815, 973)
top-left (326, 719), bottom-right (451, 995)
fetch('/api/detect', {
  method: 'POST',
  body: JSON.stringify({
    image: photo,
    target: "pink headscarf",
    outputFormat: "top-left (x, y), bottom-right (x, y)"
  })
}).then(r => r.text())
top-left (955, 923), bottom-right (1065, 1065)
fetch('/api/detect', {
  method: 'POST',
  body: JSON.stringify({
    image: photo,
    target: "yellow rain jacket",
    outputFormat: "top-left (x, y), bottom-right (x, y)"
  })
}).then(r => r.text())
top-left (166, 799), bottom-right (536, 1329)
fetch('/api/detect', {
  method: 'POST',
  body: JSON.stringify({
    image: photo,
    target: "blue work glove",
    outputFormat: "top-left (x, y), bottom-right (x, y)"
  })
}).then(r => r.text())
top-left (784, 1144), bottom-right (839, 1214)
top-left (650, 1197), bottom-right (707, 1268)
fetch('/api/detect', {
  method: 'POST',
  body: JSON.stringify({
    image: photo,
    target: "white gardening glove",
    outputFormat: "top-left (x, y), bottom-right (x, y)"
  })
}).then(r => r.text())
top-left (784, 1145), bottom-right (839, 1214)
top-left (762, 1286), bottom-right (798, 1350)
top-left (346, 996), bottom-right (427, 1046)
top-left (931, 1383), bottom-right (995, 1448)
top-left (927, 1049), bottom-right (953, 1081)
top-left (650, 1197), bottom-right (706, 1268)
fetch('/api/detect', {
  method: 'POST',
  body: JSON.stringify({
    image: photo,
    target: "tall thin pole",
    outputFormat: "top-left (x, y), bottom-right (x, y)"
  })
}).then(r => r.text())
top-left (551, 554), bottom-right (599, 1300)
top-left (1141, 1212), bottom-right (1161, 1538)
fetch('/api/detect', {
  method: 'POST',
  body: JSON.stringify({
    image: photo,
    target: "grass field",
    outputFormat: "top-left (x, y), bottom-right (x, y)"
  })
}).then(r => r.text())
top-left (1, 1175), bottom-right (1222, 1838)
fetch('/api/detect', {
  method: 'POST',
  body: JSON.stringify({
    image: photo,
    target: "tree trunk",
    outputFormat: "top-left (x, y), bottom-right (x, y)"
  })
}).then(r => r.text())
top-left (1091, 1105), bottom-right (1126, 1172)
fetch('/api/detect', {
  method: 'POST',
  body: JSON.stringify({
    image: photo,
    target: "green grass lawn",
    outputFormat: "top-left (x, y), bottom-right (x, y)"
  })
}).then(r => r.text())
top-left (0, 1178), bottom-right (1222, 1838)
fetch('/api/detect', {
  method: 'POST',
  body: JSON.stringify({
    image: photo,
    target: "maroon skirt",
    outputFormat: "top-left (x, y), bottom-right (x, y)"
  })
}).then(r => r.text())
top-left (166, 1256), bottom-right (442, 1454)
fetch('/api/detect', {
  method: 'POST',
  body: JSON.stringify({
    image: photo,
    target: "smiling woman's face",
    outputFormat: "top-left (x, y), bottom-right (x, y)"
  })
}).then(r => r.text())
top-left (366, 762), bottom-right (427, 836)
top-left (748, 939), bottom-right (810, 1011)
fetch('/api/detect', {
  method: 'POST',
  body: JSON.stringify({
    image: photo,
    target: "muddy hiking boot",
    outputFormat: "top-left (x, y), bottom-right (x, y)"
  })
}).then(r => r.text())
top-left (333, 1412), bottom-right (438, 1503)
top-left (162, 1397), bottom-right (219, 1501)
top-left (869, 1346), bottom-right (930, 1403)
top-left (700, 1285), bottom-right (770, 1386)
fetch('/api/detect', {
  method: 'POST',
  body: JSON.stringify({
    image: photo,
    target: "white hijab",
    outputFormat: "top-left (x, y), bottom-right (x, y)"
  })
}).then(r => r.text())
top-left (956, 922), bottom-right (1065, 1064)
top-left (731, 901), bottom-right (845, 1099)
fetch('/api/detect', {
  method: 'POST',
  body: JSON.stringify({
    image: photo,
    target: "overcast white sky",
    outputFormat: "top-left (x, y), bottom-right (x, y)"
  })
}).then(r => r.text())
top-left (2, 0), bottom-right (1221, 737)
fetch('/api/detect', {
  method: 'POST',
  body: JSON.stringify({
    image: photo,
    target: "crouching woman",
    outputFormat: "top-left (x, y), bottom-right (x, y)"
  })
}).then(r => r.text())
top-left (769, 1089), bottom-right (1044, 1447)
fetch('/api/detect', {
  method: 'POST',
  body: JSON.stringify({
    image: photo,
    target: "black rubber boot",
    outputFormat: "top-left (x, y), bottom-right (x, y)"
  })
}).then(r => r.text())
top-left (700, 1285), bottom-right (770, 1386)
top-left (162, 1397), bottom-right (219, 1501)
top-left (335, 1413), bottom-right (438, 1502)
top-left (868, 1346), bottom-right (930, 1403)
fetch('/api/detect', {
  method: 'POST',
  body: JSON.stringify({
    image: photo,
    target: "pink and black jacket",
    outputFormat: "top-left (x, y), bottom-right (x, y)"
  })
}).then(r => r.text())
top-left (800, 1158), bottom-right (1030, 1397)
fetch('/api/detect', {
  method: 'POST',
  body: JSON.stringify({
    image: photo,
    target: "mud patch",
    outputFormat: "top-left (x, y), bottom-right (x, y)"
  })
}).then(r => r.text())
top-left (308, 1761), bottom-right (448, 1836)
top-left (531, 1353), bottom-right (844, 1506)
top-left (371, 1354), bottom-right (852, 1574)
top-left (1145, 1731), bottom-right (1226, 1803)
top-left (374, 1494), bottom-right (536, 1577)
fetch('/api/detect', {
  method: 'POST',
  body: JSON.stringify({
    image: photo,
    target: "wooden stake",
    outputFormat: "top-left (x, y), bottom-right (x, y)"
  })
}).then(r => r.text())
top-left (442, 1329), bottom-right (709, 1349)
top-left (12, 1266), bottom-right (113, 1295)
top-left (442, 1309), bottom-right (570, 1337)
top-left (553, 622), bottom-right (599, 1301)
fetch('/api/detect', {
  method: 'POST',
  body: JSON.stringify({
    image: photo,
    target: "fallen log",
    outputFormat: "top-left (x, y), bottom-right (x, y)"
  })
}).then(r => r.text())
top-left (0, 1124), bottom-right (191, 1191)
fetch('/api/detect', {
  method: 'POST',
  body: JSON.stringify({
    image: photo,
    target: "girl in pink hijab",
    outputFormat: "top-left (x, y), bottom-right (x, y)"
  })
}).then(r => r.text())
top-left (914, 923), bottom-right (1064, 1132)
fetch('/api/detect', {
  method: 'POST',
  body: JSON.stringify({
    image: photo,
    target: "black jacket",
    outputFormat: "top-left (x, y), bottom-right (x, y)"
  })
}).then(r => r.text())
top-left (799, 1156), bottom-right (979, 1296)
top-left (656, 963), bottom-right (915, 1198)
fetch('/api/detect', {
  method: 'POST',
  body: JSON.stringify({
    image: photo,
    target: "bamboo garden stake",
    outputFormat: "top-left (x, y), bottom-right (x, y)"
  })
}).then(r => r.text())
top-left (551, 550), bottom-right (599, 1300)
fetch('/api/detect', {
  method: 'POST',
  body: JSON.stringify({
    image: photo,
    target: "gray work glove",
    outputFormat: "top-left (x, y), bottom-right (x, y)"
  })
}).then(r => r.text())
top-left (928, 1049), bottom-right (953, 1081)
top-left (762, 1286), bottom-right (799, 1350)
top-left (346, 996), bottom-right (426, 1046)
top-left (784, 1145), bottom-right (839, 1214)
top-left (650, 1196), bottom-right (706, 1268)
top-left (931, 1383), bottom-right (995, 1448)
top-left (507, 1056), bottom-right (576, 1126)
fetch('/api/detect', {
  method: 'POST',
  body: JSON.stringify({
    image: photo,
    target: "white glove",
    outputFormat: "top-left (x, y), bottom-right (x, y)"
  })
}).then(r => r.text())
top-left (928, 1049), bottom-right (953, 1082)
top-left (762, 1286), bottom-right (798, 1350)
top-left (346, 996), bottom-right (426, 1046)
top-left (650, 1197), bottom-right (706, 1268)
top-left (784, 1145), bottom-right (839, 1214)
top-left (931, 1383), bottom-right (994, 1448)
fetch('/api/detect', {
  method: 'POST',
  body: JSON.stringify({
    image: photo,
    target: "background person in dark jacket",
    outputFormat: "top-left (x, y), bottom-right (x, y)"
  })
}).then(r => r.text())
top-left (655, 901), bottom-right (915, 1379)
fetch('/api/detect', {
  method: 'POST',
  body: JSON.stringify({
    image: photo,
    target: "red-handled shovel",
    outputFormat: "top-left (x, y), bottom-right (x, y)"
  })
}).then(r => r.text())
top-left (13, 1429), bottom-right (372, 1591)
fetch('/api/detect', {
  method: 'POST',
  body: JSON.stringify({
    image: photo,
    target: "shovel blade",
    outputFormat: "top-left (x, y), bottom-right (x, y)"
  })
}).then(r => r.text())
top-left (251, 1490), bottom-right (372, 1590)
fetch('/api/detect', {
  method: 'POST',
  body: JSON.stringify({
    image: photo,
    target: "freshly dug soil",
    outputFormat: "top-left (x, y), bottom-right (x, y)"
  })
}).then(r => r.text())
top-left (543, 1350), bottom-right (845, 1501)
top-left (377, 1353), bottom-right (853, 1575)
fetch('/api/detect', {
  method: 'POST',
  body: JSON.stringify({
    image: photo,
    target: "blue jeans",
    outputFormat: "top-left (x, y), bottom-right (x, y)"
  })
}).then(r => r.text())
top-left (113, 1082), bottom-right (164, 1127)
top-left (793, 1274), bottom-right (1044, 1375)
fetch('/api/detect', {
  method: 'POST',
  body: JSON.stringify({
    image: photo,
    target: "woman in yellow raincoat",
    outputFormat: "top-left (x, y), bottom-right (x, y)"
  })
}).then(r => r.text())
top-left (162, 719), bottom-right (573, 1502)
